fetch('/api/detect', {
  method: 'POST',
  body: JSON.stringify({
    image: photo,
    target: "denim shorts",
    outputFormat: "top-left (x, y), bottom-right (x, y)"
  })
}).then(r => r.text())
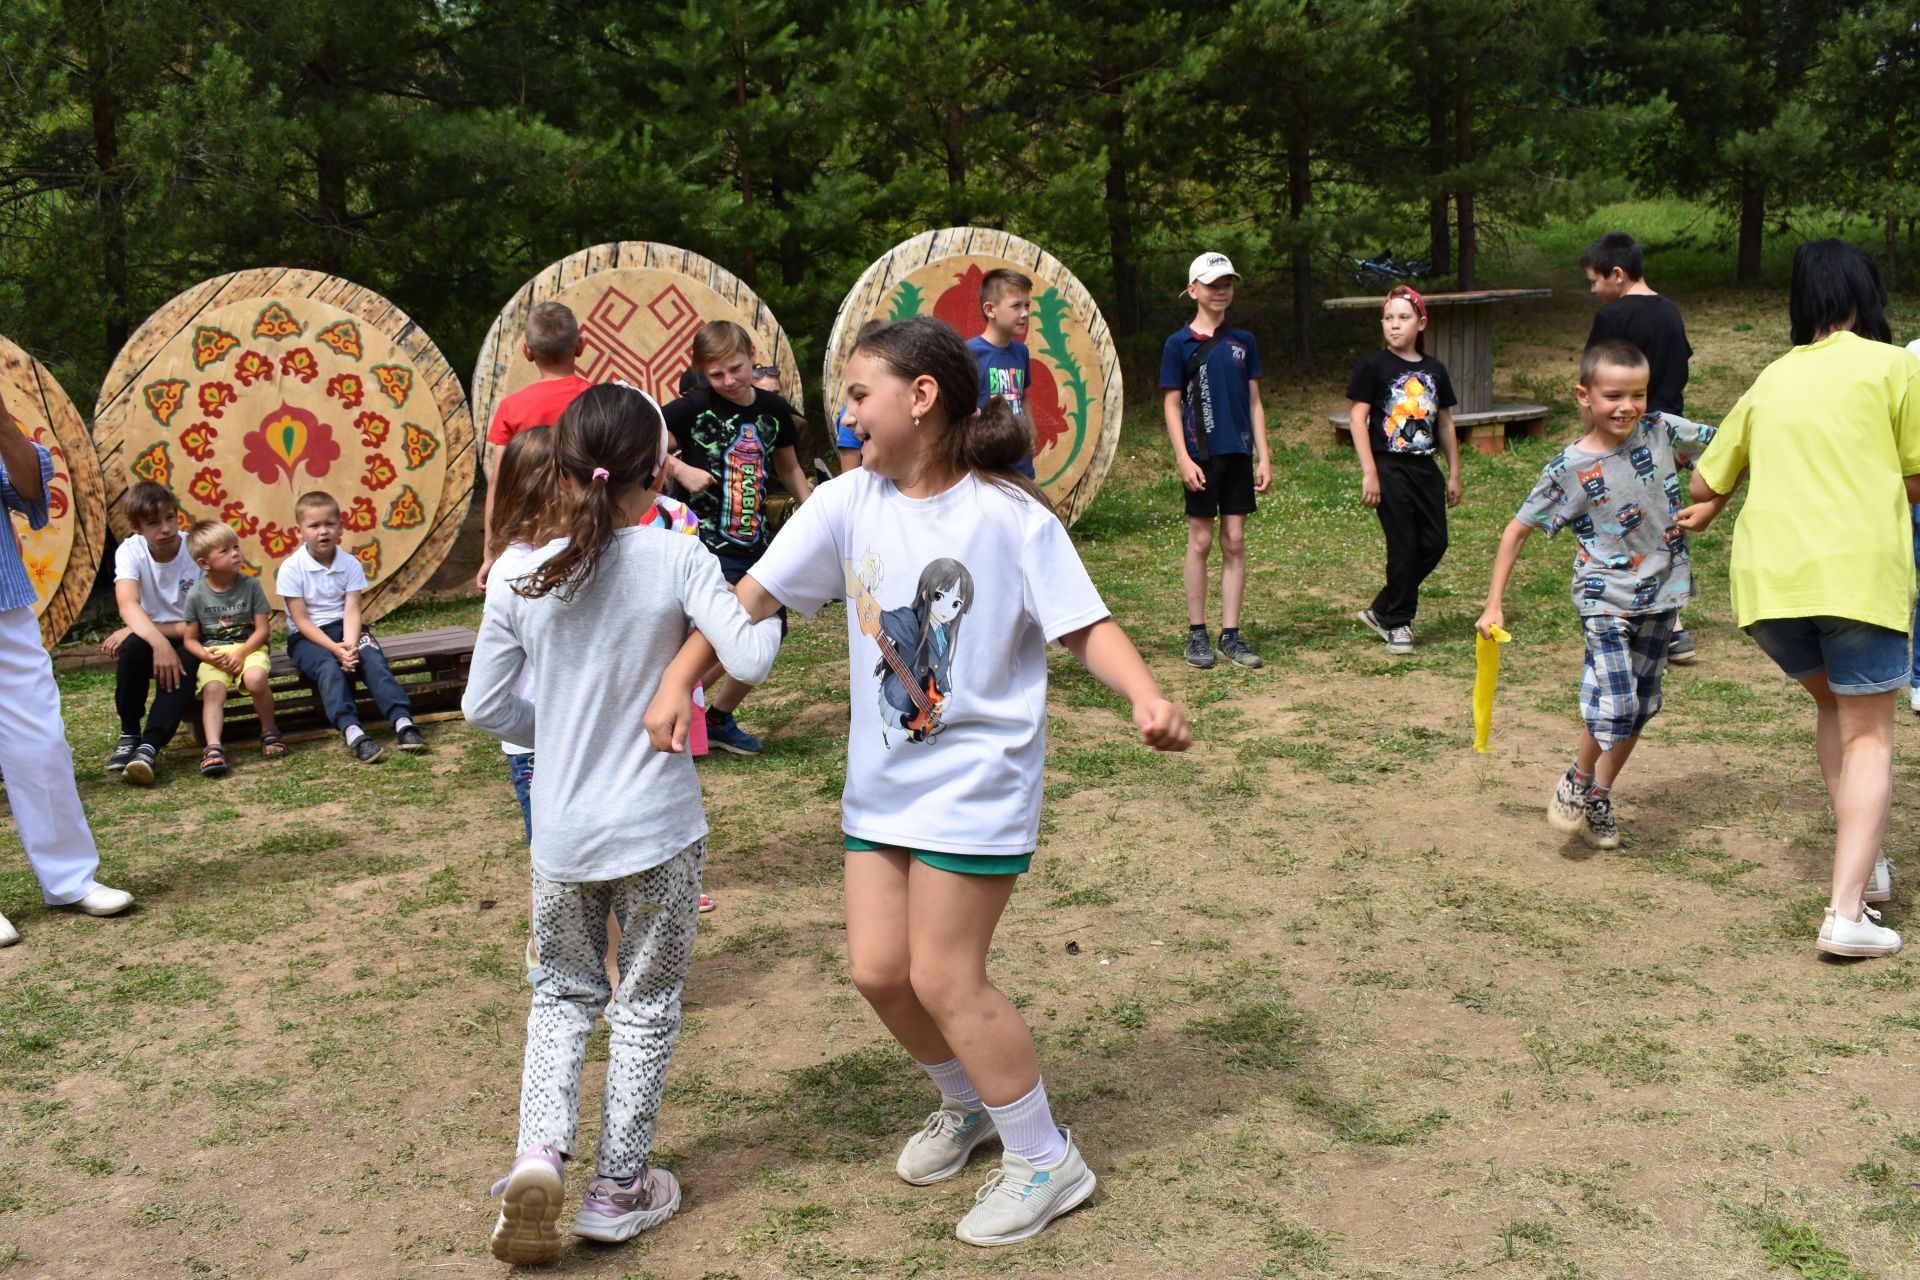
top-left (1747, 616), bottom-right (1910, 695)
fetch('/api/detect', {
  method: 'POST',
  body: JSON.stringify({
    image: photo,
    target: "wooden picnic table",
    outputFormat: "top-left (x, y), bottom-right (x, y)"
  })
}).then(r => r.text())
top-left (1325, 288), bottom-right (1552, 454)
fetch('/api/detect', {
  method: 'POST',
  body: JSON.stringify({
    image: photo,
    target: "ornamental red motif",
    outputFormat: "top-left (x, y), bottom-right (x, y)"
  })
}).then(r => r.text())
top-left (221, 502), bottom-right (259, 538)
top-left (234, 350), bottom-right (275, 387)
top-left (180, 421), bottom-right (218, 461)
top-left (362, 453), bottom-right (397, 492)
top-left (188, 466), bottom-right (227, 507)
top-left (259, 521), bottom-right (301, 558)
top-left (343, 496), bottom-right (377, 532)
top-left (327, 373), bottom-right (364, 410)
top-left (355, 411), bottom-right (390, 447)
top-left (280, 348), bottom-right (320, 385)
top-left (198, 382), bottom-right (238, 419)
top-left (242, 403), bottom-right (340, 489)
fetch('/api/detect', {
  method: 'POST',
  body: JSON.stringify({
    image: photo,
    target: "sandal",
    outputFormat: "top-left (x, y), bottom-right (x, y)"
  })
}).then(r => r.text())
top-left (698, 893), bottom-right (716, 914)
top-left (260, 729), bottom-right (290, 760)
top-left (199, 744), bottom-right (230, 777)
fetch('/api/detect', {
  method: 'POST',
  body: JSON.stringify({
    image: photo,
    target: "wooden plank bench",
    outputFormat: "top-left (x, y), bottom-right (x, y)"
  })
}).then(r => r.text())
top-left (191, 625), bottom-right (477, 746)
top-left (1330, 403), bottom-right (1549, 456)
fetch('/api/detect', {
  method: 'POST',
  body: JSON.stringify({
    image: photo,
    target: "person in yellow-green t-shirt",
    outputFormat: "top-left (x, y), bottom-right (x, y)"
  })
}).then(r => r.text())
top-left (1683, 240), bottom-right (1920, 961)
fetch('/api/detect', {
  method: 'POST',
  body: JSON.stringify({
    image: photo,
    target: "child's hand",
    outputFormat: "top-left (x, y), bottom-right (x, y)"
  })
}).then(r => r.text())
top-left (679, 466), bottom-right (716, 495)
top-left (644, 683), bottom-right (694, 753)
top-left (1447, 476), bottom-right (1463, 508)
top-left (1254, 458), bottom-right (1272, 494)
top-left (1475, 605), bottom-right (1505, 640)
top-left (1178, 457), bottom-right (1207, 492)
top-left (101, 626), bottom-right (131, 656)
top-left (1673, 502), bottom-right (1718, 532)
top-left (1134, 697), bottom-right (1191, 752)
top-left (219, 652), bottom-right (242, 675)
top-left (1361, 473), bottom-right (1380, 507)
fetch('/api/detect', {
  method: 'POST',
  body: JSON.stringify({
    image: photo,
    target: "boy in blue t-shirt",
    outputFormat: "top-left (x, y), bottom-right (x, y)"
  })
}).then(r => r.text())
top-left (1160, 252), bottom-right (1271, 671)
top-left (967, 268), bottom-right (1038, 481)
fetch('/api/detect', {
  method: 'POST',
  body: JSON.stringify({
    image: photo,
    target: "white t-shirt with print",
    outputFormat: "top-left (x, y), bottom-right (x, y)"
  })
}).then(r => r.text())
top-left (751, 469), bottom-right (1109, 856)
top-left (275, 544), bottom-right (368, 628)
top-left (113, 535), bottom-right (199, 624)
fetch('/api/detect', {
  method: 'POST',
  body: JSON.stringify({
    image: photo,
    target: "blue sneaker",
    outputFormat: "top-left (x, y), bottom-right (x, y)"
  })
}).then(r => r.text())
top-left (705, 711), bottom-right (763, 756)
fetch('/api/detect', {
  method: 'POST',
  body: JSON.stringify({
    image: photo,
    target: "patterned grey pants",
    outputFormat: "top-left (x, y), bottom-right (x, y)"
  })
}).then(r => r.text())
top-left (517, 838), bottom-right (704, 1177)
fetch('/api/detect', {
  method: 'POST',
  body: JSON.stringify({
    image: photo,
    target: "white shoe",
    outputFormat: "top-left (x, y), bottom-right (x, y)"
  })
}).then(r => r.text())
top-left (1817, 906), bottom-right (1902, 958)
top-left (1864, 858), bottom-right (1895, 905)
top-left (0, 910), bottom-right (17, 947)
top-left (955, 1130), bottom-right (1096, 1247)
top-left (71, 886), bottom-right (134, 917)
top-left (897, 1099), bottom-right (998, 1185)
top-left (1910, 686), bottom-right (1920, 715)
top-left (1386, 625), bottom-right (1414, 655)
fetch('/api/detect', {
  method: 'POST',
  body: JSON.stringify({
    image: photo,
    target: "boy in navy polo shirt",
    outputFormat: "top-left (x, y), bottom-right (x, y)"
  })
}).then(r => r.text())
top-left (1160, 252), bottom-right (1271, 670)
top-left (967, 269), bottom-right (1038, 481)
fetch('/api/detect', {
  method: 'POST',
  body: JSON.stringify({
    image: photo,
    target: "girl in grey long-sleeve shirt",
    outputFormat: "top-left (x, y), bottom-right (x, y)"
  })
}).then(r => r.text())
top-left (464, 386), bottom-right (780, 1264)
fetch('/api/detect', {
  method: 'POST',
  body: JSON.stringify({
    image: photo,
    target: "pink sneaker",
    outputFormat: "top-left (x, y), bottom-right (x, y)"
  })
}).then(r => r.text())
top-left (488, 1142), bottom-right (566, 1264)
top-left (573, 1166), bottom-right (681, 1242)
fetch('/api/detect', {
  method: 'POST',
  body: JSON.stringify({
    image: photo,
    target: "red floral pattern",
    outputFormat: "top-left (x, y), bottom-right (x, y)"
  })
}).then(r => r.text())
top-left (198, 382), bottom-right (238, 419)
top-left (327, 373), bottom-right (364, 410)
top-left (259, 522), bottom-right (301, 558)
top-left (355, 411), bottom-right (390, 447)
top-left (362, 453), bottom-right (397, 492)
top-left (342, 496), bottom-right (377, 532)
top-left (180, 421), bottom-right (218, 461)
top-left (221, 502), bottom-right (259, 538)
top-left (280, 348), bottom-right (320, 384)
top-left (188, 466), bottom-right (227, 507)
top-left (242, 403), bottom-right (340, 489)
top-left (234, 350), bottom-right (275, 387)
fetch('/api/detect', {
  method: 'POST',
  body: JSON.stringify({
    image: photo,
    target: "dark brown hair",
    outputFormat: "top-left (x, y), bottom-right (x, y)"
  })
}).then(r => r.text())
top-left (122, 480), bottom-right (178, 525)
top-left (852, 315), bottom-right (1049, 512)
top-left (1577, 338), bottom-right (1648, 386)
top-left (488, 425), bottom-right (558, 557)
top-left (513, 385), bottom-right (664, 600)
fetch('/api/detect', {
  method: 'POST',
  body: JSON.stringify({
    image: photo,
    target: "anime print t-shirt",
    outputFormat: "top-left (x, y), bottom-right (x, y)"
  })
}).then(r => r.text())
top-left (1514, 412), bottom-right (1717, 617)
top-left (750, 469), bottom-right (1110, 856)
top-left (664, 387), bottom-right (799, 562)
top-left (1345, 350), bottom-right (1458, 456)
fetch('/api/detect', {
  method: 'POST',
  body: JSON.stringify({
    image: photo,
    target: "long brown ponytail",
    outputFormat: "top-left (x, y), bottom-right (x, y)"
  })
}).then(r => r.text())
top-left (513, 384), bottom-right (663, 601)
top-left (852, 316), bottom-right (1052, 513)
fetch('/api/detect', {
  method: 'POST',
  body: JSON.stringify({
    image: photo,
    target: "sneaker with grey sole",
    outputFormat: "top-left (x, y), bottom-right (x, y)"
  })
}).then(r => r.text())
top-left (1547, 774), bottom-right (1589, 834)
top-left (574, 1166), bottom-right (681, 1242)
top-left (955, 1130), bottom-right (1096, 1247)
top-left (105, 734), bottom-right (138, 772)
top-left (1218, 632), bottom-right (1264, 669)
top-left (1666, 627), bottom-right (1697, 665)
top-left (1386, 625), bottom-right (1414, 655)
top-left (1356, 608), bottom-right (1391, 642)
top-left (1184, 629), bottom-right (1216, 669)
top-left (897, 1100), bottom-right (999, 1186)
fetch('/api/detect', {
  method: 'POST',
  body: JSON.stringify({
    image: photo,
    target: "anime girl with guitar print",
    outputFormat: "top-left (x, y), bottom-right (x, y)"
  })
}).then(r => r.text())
top-left (845, 553), bottom-right (974, 748)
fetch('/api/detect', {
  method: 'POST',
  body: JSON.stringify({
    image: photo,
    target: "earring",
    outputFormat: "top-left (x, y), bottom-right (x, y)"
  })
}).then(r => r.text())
top-left (913, 416), bottom-right (922, 430)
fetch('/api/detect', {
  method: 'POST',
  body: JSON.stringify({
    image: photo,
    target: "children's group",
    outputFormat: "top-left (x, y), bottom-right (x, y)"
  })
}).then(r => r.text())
top-left (1, 232), bottom-right (1918, 1264)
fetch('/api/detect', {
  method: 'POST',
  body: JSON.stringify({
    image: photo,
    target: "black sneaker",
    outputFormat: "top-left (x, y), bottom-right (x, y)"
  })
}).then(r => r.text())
top-left (395, 725), bottom-right (427, 752)
top-left (1218, 632), bottom-right (1264, 669)
top-left (351, 736), bottom-right (389, 764)
top-left (122, 745), bottom-right (157, 786)
top-left (106, 734), bottom-right (139, 772)
top-left (1184, 629), bottom-right (1216, 669)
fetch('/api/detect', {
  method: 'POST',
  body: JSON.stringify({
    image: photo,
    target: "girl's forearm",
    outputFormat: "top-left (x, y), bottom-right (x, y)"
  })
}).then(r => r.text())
top-left (1062, 618), bottom-right (1162, 707)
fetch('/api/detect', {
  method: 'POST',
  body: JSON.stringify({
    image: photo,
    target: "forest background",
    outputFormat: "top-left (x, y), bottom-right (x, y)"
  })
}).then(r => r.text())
top-left (3, 0), bottom-right (1920, 409)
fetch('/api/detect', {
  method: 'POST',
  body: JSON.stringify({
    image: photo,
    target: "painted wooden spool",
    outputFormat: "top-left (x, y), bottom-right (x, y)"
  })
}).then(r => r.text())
top-left (94, 270), bottom-right (475, 620)
top-left (1, 336), bottom-right (106, 647)
top-left (822, 228), bottom-right (1123, 525)
top-left (473, 242), bottom-right (804, 474)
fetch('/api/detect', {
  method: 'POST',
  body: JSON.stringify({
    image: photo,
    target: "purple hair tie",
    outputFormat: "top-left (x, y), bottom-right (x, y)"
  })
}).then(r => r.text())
top-left (592, 467), bottom-right (610, 482)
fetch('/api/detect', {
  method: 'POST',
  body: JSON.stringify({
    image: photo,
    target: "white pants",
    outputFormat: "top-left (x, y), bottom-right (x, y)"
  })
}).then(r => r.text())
top-left (0, 605), bottom-right (101, 904)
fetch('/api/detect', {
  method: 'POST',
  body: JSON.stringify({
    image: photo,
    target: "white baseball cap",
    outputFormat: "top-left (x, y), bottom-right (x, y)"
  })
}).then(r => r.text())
top-left (1187, 252), bottom-right (1239, 287)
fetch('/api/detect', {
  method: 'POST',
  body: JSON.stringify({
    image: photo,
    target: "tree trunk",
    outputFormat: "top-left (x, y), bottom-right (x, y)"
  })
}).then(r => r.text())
top-left (1102, 105), bottom-right (1138, 335)
top-left (944, 104), bottom-right (967, 226)
top-left (1427, 93), bottom-right (1451, 276)
top-left (1286, 86), bottom-right (1312, 361)
top-left (1455, 71), bottom-right (1476, 290)
top-left (1736, 172), bottom-right (1763, 284)
top-left (306, 31), bottom-right (350, 275)
top-left (1886, 53), bottom-right (1900, 290)
top-left (734, 22), bottom-right (756, 287)
top-left (1735, 0), bottom-right (1764, 284)
top-left (85, 2), bottom-right (129, 365)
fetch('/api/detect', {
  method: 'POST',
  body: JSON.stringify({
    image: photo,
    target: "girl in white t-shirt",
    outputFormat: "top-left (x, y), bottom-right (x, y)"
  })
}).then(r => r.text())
top-left (646, 315), bottom-right (1191, 1247)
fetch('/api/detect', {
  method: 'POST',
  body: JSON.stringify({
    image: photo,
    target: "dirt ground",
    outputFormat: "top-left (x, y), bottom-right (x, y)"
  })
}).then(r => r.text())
top-left (4, 281), bottom-right (1919, 1279)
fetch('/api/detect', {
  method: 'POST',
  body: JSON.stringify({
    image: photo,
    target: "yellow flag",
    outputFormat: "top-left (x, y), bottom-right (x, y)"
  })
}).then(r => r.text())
top-left (1473, 625), bottom-right (1512, 753)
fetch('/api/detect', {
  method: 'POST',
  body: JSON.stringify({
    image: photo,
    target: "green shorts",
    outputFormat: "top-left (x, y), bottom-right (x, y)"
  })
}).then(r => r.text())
top-left (843, 836), bottom-right (1033, 876)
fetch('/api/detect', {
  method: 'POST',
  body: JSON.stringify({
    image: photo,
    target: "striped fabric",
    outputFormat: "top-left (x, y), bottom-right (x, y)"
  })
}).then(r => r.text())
top-left (0, 444), bottom-right (54, 613)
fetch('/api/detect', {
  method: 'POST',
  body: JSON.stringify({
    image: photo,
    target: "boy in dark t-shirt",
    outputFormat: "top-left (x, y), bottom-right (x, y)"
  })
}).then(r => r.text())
top-left (1581, 231), bottom-right (1698, 661)
top-left (1159, 252), bottom-right (1271, 672)
top-left (967, 268), bottom-right (1038, 481)
top-left (663, 320), bottom-right (814, 756)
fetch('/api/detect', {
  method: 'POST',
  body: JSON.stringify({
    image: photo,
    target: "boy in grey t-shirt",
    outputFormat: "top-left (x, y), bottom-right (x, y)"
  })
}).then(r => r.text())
top-left (1475, 341), bottom-right (1717, 852)
top-left (180, 520), bottom-right (287, 773)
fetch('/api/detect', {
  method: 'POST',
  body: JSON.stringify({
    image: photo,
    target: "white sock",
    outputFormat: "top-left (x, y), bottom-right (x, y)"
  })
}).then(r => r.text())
top-left (918, 1057), bottom-right (982, 1110)
top-left (393, 716), bottom-right (414, 732)
top-left (344, 725), bottom-right (366, 746)
top-left (985, 1078), bottom-right (1067, 1168)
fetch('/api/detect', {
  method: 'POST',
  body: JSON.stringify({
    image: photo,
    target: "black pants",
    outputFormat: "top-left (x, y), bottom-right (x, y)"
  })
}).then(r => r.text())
top-left (114, 634), bottom-right (200, 751)
top-left (1370, 454), bottom-right (1449, 629)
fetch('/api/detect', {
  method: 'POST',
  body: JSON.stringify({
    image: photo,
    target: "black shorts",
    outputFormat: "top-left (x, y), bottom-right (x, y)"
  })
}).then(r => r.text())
top-left (716, 552), bottom-right (788, 636)
top-left (1184, 452), bottom-right (1258, 518)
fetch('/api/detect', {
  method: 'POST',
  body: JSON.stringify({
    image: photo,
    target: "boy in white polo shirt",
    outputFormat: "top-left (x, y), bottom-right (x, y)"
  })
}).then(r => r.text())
top-left (103, 481), bottom-right (202, 784)
top-left (276, 490), bottom-right (426, 763)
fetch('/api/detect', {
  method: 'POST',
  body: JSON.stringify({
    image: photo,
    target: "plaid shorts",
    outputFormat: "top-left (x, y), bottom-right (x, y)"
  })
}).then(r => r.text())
top-left (1580, 611), bottom-right (1678, 749)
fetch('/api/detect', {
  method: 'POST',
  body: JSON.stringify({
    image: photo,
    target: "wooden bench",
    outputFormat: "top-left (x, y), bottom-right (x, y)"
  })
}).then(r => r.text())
top-left (191, 625), bottom-right (477, 746)
top-left (1330, 403), bottom-right (1549, 456)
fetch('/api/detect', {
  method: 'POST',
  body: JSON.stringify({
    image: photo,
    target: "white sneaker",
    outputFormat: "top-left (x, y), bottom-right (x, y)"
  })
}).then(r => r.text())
top-left (954, 1130), bottom-right (1096, 1247)
top-left (1816, 906), bottom-right (1902, 958)
top-left (1864, 858), bottom-right (1895, 905)
top-left (1910, 686), bottom-right (1920, 715)
top-left (1386, 625), bottom-right (1414, 655)
top-left (71, 886), bottom-right (134, 917)
top-left (1356, 609), bottom-right (1391, 642)
top-left (897, 1099), bottom-right (998, 1185)
top-left (0, 910), bottom-right (17, 947)
top-left (1547, 773), bottom-right (1589, 834)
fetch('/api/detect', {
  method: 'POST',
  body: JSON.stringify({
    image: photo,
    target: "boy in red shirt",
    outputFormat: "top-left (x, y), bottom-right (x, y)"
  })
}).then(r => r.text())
top-left (478, 303), bottom-right (591, 587)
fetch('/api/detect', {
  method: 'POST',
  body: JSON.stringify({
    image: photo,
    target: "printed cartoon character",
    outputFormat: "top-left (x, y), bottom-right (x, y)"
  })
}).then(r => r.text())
top-left (846, 554), bottom-right (974, 748)
top-left (1662, 524), bottom-right (1689, 562)
top-left (1576, 461), bottom-right (1609, 505)
top-left (1541, 477), bottom-right (1568, 506)
top-left (1662, 472), bottom-right (1682, 509)
top-left (1581, 576), bottom-right (1607, 602)
top-left (1630, 576), bottom-right (1661, 611)
top-left (1628, 445), bottom-right (1655, 481)
top-left (1598, 552), bottom-right (1635, 571)
top-left (1385, 371), bottom-right (1438, 452)
top-left (1570, 513), bottom-right (1597, 541)
top-left (1617, 502), bottom-right (1644, 533)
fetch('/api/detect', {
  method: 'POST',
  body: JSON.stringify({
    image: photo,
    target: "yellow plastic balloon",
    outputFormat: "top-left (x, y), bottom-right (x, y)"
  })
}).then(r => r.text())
top-left (1472, 625), bottom-right (1512, 754)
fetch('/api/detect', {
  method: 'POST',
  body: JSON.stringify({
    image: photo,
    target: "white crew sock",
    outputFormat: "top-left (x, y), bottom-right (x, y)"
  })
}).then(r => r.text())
top-left (344, 725), bottom-right (366, 746)
top-left (393, 716), bottom-right (414, 733)
top-left (918, 1057), bottom-right (982, 1110)
top-left (985, 1078), bottom-right (1067, 1168)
